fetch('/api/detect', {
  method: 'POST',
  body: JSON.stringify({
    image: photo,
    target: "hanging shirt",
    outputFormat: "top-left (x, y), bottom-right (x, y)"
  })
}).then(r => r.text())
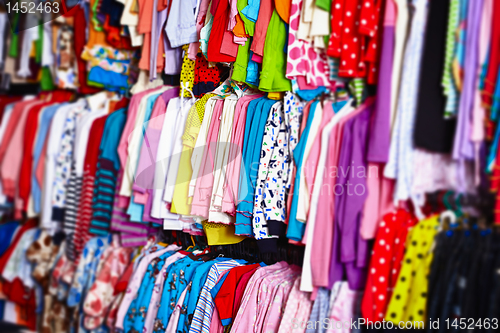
top-left (115, 244), bottom-right (180, 330)
top-left (286, 101), bottom-right (319, 242)
top-left (235, 98), bottom-right (277, 243)
top-left (171, 93), bottom-right (217, 215)
top-left (31, 104), bottom-right (66, 214)
top-left (330, 104), bottom-right (373, 290)
top-left (384, 0), bottom-right (429, 204)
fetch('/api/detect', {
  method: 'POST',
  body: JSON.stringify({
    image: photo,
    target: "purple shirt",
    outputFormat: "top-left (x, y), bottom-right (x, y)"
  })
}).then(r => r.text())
top-left (132, 88), bottom-right (180, 223)
top-left (453, 0), bottom-right (484, 192)
top-left (330, 103), bottom-right (373, 290)
top-left (367, 25), bottom-right (394, 163)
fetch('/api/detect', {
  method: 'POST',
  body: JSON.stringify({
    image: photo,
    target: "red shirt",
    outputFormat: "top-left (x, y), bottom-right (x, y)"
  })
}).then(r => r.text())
top-left (73, 115), bottom-right (107, 261)
top-left (483, 0), bottom-right (500, 108)
top-left (361, 209), bottom-right (417, 322)
top-left (215, 264), bottom-right (261, 325)
top-left (0, 219), bottom-right (38, 273)
top-left (17, 91), bottom-right (73, 214)
top-left (207, 0), bottom-right (237, 62)
top-left (0, 100), bottom-right (38, 169)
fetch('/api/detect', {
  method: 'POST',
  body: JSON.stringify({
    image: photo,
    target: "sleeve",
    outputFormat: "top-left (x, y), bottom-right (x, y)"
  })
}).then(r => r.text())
top-left (241, 0), bottom-right (261, 22)
top-left (165, 0), bottom-right (198, 48)
top-left (252, 105), bottom-right (282, 240)
top-left (189, 267), bottom-right (220, 333)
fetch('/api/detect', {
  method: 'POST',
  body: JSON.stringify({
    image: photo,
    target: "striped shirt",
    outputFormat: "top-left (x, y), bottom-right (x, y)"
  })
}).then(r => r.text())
top-left (110, 170), bottom-right (157, 247)
top-left (63, 164), bottom-right (83, 260)
top-left (442, 0), bottom-right (460, 118)
top-left (89, 110), bottom-right (127, 235)
top-left (189, 260), bottom-right (242, 333)
top-left (65, 110), bottom-right (107, 261)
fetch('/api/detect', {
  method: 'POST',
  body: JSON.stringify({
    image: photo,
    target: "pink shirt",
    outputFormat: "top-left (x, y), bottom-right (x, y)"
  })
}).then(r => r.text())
top-left (310, 105), bottom-right (365, 287)
top-left (221, 94), bottom-right (263, 215)
top-left (255, 266), bottom-right (300, 331)
top-left (304, 102), bottom-right (335, 196)
top-left (277, 277), bottom-right (312, 333)
top-left (209, 306), bottom-right (224, 333)
top-left (301, 102), bottom-right (335, 240)
top-left (167, 282), bottom-right (191, 333)
top-left (1, 99), bottom-right (45, 196)
top-left (0, 99), bottom-right (35, 167)
top-left (188, 0), bottom-right (211, 60)
top-left (384, 0), bottom-right (396, 25)
top-left (220, 22), bottom-right (239, 58)
top-left (250, 0), bottom-right (274, 57)
top-left (360, 163), bottom-right (395, 239)
top-left (133, 192), bottom-right (149, 204)
top-left (35, 127), bottom-right (50, 187)
top-left (231, 262), bottom-right (288, 333)
top-left (132, 95), bottom-right (168, 194)
top-left (190, 100), bottom-right (224, 218)
top-left (117, 87), bottom-right (164, 170)
top-left (261, 274), bottom-right (297, 332)
top-left (228, 0), bottom-right (239, 30)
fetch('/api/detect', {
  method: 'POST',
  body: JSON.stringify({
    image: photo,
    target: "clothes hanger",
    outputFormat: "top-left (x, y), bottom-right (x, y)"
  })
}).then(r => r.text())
top-left (439, 191), bottom-right (457, 231)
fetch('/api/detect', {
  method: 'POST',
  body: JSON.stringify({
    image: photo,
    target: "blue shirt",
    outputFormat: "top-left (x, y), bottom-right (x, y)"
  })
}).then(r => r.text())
top-left (287, 101), bottom-right (318, 241)
top-left (127, 93), bottom-right (163, 222)
top-left (124, 251), bottom-right (177, 333)
top-left (236, 98), bottom-right (277, 236)
top-left (176, 258), bottom-right (232, 333)
top-left (32, 104), bottom-right (66, 213)
top-left (90, 110), bottom-right (127, 235)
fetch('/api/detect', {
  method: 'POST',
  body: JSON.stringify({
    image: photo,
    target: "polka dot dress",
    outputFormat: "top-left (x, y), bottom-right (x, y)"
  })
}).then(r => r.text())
top-left (327, 0), bottom-right (383, 81)
top-left (179, 44), bottom-right (195, 98)
top-left (193, 53), bottom-right (222, 98)
top-left (286, 0), bottom-right (331, 87)
top-left (338, 0), bottom-right (367, 77)
top-left (361, 209), bottom-right (418, 322)
top-left (384, 215), bottom-right (440, 324)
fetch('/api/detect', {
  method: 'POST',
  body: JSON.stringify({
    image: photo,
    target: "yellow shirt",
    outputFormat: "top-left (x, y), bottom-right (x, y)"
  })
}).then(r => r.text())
top-left (170, 93), bottom-right (216, 215)
top-left (385, 215), bottom-right (439, 326)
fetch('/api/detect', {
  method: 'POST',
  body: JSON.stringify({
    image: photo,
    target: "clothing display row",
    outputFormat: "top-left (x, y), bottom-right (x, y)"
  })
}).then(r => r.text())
top-left (0, 226), bottom-right (356, 333)
top-left (0, 0), bottom-right (500, 331)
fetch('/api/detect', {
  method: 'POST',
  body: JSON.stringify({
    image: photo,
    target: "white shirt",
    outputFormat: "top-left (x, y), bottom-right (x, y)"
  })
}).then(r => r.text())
top-left (389, 0), bottom-right (410, 130)
top-left (208, 95), bottom-right (238, 224)
top-left (162, 98), bottom-right (195, 208)
top-left (40, 103), bottom-right (75, 234)
top-left (2, 228), bottom-right (39, 289)
top-left (296, 102), bottom-right (323, 222)
top-left (74, 108), bottom-right (108, 176)
top-left (120, 87), bottom-right (171, 197)
top-left (120, 0), bottom-right (144, 46)
top-left (150, 97), bottom-right (193, 221)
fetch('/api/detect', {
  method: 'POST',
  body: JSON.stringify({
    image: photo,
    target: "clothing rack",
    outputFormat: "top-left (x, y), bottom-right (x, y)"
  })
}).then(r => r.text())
top-left (159, 229), bottom-right (305, 266)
